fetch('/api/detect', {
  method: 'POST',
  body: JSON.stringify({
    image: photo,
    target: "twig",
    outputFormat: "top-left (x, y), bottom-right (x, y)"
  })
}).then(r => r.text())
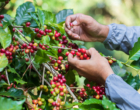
top-left (39, 67), bottom-right (45, 98)
top-left (70, 87), bottom-right (83, 89)
top-left (52, 46), bottom-right (77, 51)
top-left (13, 26), bottom-right (35, 30)
top-left (5, 69), bottom-right (10, 85)
top-left (22, 58), bottom-right (34, 78)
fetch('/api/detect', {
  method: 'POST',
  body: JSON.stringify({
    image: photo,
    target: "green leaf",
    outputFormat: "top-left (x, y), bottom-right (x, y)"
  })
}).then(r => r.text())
top-left (65, 70), bottom-right (75, 85)
top-left (102, 96), bottom-right (119, 110)
top-left (40, 35), bottom-right (50, 45)
top-left (64, 102), bottom-right (82, 109)
top-left (0, 28), bottom-right (12, 49)
top-left (15, 2), bottom-right (35, 25)
top-left (8, 65), bottom-right (20, 77)
top-left (29, 12), bottom-right (40, 27)
top-left (3, 14), bottom-right (13, 28)
top-left (0, 96), bottom-right (25, 110)
top-left (44, 11), bottom-right (57, 23)
top-left (116, 60), bottom-right (123, 68)
top-left (56, 9), bottom-right (73, 23)
top-left (130, 59), bottom-right (140, 70)
top-left (0, 88), bottom-right (25, 99)
top-left (123, 72), bottom-right (140, 90)
top-left (78, 104), bottom-right (103, 110)
top-left (35, 49), bottom-right (51, 64)
top-left (0, 80), bottom-right (8, 88)
top-left (83, 98), bottom-right (102, 105)
top-left (129, 37), bottom-right (140, 61)
top-left (14, 79), bottom-right (27, 85)
top-left (37, 8), bottom-right (45, 28)
top-left (0, 55), bottom-right (8, 72)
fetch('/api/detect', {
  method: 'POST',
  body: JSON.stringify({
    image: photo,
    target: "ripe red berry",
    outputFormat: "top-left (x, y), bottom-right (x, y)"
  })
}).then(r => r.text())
top-left (58, 49), bottom-right (62, 53)
top-left (27, 46), bottom-right (31, 49)
top-left (25, 49), bottom-right (30, 54)
top-left (1, 49), bottom-right (6, 53)
top-left (29, 43), bottom-right (33, 47)
top-left (70, 23), bottom-right (73, 27)
top-left (55, 33), bottom-right (59, 37)
top-left (78, 48), bottom-right (81, 52)
top-left (39, 43), bottom-right (42, 48)
top-left (81, 48), bottom-right (86, 53)
top-left (86, 84), bottom-right (90, 87)
top-left (54, 66), bottom-right (58, 70)
top-left (48, 29), bottom-right (52, 33)
top-left (25, 58), bottom-right (29, 62)
top-left (35, 28), bottom-right (39, 32)
top-left (45, 29), bottom-right (49, 33)
top-left (65, 64), bottom-right (69, 70)
top-left (71, 50), bottom-right (75, 55)
top-left (42, 45), bottom-right (46, 50)
top-left (26, 22), bottom-right (31, 27)
top-left (53, 76), bottom-right (58, 82)
top-left (83, 53), bottom-right (87, 59)
top-left (62, 78), bottom-right (66, 83)
top-left (76, 52), bottom-right (81, 56)
top-left (60, 92), bottom-right (64, 96)
top-left (52, 102), bottom-right (56, 106)
top-left (63, 40), bottom-right (68, 44)
top-left (62, 36), bottom-right (66, 40)
top-left (19, 29), bottom-right (23, 33)
top-left (79, 91), bottom-right (84, 95)
top-left (80, 55), bottom-right (83, 60)
top-left (58, 74), bottom-right (62, 79)
top-left (22, 43), bottom-right (27, 48)
top-left (32, 46), bottom-right (37, 51)
top-left (39, 30), bottom-right (44, 35)
top-left (65, 52), bottom-right (69, 56)
top-left (13, 28), bottom-right (15, 32)
top-left (57, 60), bottom-right (61, 65)
top-left (30, 49), bottom-right (34, 53)
top-left (0, 15), bottom-right (4, 19)
top-left (58, 56), bottom-right (63, 60)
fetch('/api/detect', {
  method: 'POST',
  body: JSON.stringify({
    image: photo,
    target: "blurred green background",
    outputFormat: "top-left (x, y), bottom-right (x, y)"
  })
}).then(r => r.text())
top-left (1, 0), bottom-right (140, 74)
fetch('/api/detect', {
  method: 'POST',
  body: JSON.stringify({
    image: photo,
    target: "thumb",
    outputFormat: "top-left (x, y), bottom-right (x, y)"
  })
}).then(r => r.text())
top-left (86, 48), bottom-right (97, 59)
top-left (68, 53), bottom-right (79, 67)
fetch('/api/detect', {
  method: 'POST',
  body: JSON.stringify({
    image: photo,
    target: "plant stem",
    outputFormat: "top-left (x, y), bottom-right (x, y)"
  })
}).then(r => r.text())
top-left (13, 26), bottom-right (35, 30)
top-left (5, 69), bottom-right (10, 85)
top-left (121, 62), bottom-right (138, 71)
top-left (52, 46), bottom-right (77, 51)
top-left (70, 87), bottom-right (83, 89)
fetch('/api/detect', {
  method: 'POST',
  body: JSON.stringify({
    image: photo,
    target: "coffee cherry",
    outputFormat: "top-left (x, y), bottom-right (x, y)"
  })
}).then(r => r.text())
top-left (33, 46), bottom-right (37, 51)
top-left (43, 85), bottom-right (47, 90)
top-left (26, 22), bottom-right (31, 27)
top-left (76, 52), bottom-right (81, 56)
top-left (71, 50), bottom-right (75, 55)
top-left (48, 29), bottom-right (52, 33)
top-left (35, 28), bottom-right (39, 32)
top-left (38, 101), bottom-right (42, 106)
top-left (108, 60), bottom-right (113, 65)
top-left (62, 78), bottom-right (66, 83)
top-left (63, 40), bottom-right (68, 44)
top-left (59, 87), bottom-right (63, 92)
top-left (58, 56), bottom-right (63, 60)
top-left (80, 55), bottom-right (84, 60)
top-left (60, 92), bottom-right (64, 96)
top-left (25, 49), bottom-right (30, 54)
top-left (58, 49), bottom-right (62, 53)
top-left (70, 23), bottom-right (73, 27)
top-left (52, 102), bottom-right (56, 106)
top-left (48, 99), bottom-right (54, 104)
top-left (40, 85), bottom-right (44, 89)
top-left (22, 43), bottom-right (27, 48)
top-left (65, 52), bottom-right (69, 56)
top-left (19, 29), bottom-right (23, 33)
top-left (54, 63), bottom-right (58, 67)
top-left (0, 15), bottom-right (4, 19)
top-left (83, 53), bottom-right (87, 59)
top-left (57, 60), bottom-right (61, 65)
top-left (53, 76), bottom-right (58, 82)
top-left (39, 30), bottom-right (44, 35)
top-left (81, 48), bottom-right (86, 53)
top-left (95, 95), bottom-right (100, 99)
top-left (32, 100), bottom-right (38, 104)
top-left (86, 84), bottom-right (90, 88)
top-left (1, 49), bottom-right (6, 53)
top-left (45, 29), bottom-right (49, 33)
top-left (60, 101), bottom-right (65, 106)
top-left (62, 36), bottom-right (66, 40)
top-left (13, 28), bottom-right (15, 32)
top-left (58, 74), bottom-right (62, 79)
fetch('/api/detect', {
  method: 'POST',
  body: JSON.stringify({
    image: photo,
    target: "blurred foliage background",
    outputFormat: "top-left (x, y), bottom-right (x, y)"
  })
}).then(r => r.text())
top-left (1, 0), bottom-right (139, 74)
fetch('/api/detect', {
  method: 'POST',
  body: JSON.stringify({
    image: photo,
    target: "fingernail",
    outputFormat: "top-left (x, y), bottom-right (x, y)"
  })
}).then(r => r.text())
top-left (68, 25), bottom-right (70, 29)
top-left (74, 35), bottom-right (80, 39)
top-left (68, 31), bottom-right (71, 35)
top-left (72, 21), bottom-right (78, 25)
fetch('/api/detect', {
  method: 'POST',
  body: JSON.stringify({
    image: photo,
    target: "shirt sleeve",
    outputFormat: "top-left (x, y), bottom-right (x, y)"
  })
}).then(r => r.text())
top-left (105, 74), bottom-right (140, 110)
top-left (103, 23), bottom-right (140, 54)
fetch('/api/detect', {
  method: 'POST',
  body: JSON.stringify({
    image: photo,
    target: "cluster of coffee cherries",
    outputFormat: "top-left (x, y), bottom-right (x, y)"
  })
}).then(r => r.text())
top-left (37, 85), bottom-right (48, 93)
top-left (0, 38), bottom-right (20, 63)
top-left (20, 42), bottom-right (38, 54)
top-left (48, 74), bottom-right (67, 110)
top-left (7, 83), bottom-right (16, 90)
top-left (31, 97), bottom-right (45, 110)
top-left (106, 56), bottom-right (116, 65)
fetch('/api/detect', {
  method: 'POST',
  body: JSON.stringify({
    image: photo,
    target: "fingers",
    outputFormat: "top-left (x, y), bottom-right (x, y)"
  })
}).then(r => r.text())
top-left (68, 53), bottom-right (80, 68)
top-left (65, 27), bottom-right (80, 40)
top-left (86, 48), bottom-right (98, 59)
top-left (65, 14), bottom-right (77, 29)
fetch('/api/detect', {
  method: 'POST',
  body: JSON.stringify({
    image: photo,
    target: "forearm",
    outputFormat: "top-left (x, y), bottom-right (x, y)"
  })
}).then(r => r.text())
top-left (105, 74), bottom-right (140, 110)
top-left (103, 24), bottom-right (140, 54)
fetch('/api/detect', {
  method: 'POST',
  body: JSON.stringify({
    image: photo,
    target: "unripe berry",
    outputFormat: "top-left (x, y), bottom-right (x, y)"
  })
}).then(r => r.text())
top-left (38, 101), bottom-right (42, 106)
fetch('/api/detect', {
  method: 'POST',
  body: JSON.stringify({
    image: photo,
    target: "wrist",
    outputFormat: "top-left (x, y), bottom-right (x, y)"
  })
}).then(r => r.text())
top-left (98, 25), bottom-right (109, 42)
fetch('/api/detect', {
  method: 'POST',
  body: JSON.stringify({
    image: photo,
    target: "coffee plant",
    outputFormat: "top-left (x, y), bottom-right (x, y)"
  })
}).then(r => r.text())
top-left (0, 1), bottom-right (140, 110)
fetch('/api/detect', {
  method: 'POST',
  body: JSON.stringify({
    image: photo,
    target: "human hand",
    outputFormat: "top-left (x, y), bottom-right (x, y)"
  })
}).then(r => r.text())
top-left (68, 48), bottom-right (114, 85)
top-left (65, 14), bottom-right (109, 42)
